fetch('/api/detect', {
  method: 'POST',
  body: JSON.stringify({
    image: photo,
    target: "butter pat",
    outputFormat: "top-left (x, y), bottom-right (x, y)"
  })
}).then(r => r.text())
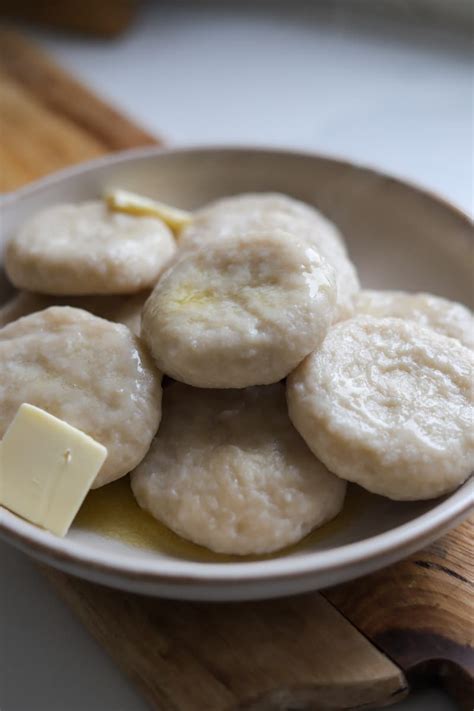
top-left (0, 404), bottom-right (107, 536)
top-left (105, 188), bottom-right (192, 234)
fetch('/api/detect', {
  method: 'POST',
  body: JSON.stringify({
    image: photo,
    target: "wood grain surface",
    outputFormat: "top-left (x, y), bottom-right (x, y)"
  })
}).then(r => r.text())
top-left (0, 27), bottom-right (156, 192)
top-left (325, 518), bottom-right (474, 710)
top-left (42, 566), bottom-right (409, 711)
top-left (1, 27), bottom-right (472, 711)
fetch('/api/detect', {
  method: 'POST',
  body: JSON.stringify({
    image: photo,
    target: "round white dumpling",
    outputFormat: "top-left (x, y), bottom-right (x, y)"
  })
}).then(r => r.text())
top-left (0, 291), bottom-right (149, 335)
top-left (142, 230), bottom-right (337, 388)
top-left (287, 316), bottom-right (474, 501)
top-left (356, 290), bottom-right (474, 350)
top-left (131, 383), bottom-right (346, 555)
top-left (180, 193), bottom-right (359, 319)
top-left (0, 307), bottom-right (162, 487)
top-left (5, 201), bottom-right (176, 295)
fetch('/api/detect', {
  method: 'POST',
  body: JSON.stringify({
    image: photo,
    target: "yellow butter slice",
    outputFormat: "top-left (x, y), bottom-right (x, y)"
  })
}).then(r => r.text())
top-left (105, 188), bottom-right (192, 234)
top-left (0, 404), bottom-right (107, 537)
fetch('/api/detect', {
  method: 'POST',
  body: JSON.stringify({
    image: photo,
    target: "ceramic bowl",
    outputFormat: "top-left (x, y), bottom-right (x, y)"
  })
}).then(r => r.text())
top-left (0, 146), bottom-right (472, 601)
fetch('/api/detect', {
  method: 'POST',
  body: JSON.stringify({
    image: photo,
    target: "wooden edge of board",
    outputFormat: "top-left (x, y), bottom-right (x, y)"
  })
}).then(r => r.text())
top-left (41, 566), bottom-right (409, 711)
top-left (324, 517), bottom-right (474, 710)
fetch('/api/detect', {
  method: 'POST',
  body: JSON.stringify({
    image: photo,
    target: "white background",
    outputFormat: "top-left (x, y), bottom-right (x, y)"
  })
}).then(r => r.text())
top-left (1, 2), bottom-right (472, 709)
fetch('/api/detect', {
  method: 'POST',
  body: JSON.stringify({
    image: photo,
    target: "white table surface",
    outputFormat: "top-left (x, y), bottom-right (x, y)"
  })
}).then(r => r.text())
top-left (1, 3), bottom-right (472, 709)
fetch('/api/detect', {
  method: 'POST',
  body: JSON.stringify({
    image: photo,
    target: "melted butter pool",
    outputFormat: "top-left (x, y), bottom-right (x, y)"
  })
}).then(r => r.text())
top-left (75, 477), bottom-right (362, 562)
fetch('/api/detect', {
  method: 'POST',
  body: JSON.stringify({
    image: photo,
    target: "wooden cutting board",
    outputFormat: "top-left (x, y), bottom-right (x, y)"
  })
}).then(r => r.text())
top-left (1, 28), bottom-right (473, 711)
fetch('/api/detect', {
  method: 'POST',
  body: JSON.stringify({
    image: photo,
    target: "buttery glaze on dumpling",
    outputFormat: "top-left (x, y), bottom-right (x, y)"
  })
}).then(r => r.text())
top-left (131, 382), bottom-right (346, 555)
top-left (0, 307), bottom-right (162, 487)
top-left (287, 316), bottom-right (474, 500)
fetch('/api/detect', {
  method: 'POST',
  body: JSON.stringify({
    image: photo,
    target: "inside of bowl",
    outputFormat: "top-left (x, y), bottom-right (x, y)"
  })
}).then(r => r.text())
top-left (1, 148), bottom-right (471, 566)
top-left (64, 477), bottom-right (440, 564)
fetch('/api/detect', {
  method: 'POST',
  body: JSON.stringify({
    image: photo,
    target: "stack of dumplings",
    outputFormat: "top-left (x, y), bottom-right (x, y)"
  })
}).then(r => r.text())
top-left (1, 191), bottom-right (472, 554)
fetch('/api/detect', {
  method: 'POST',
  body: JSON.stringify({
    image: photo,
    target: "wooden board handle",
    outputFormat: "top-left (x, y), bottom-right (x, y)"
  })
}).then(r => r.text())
top-left (325, 517), bottom-right (474, 710)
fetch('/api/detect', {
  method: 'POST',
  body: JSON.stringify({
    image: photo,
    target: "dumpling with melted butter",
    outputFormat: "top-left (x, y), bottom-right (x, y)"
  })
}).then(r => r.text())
top-left (5, 201), bottom-right (176, 296)
top-left (287, 315), bottom-right (474, 500)
top-left (0, 306), bottom-right (162, 488)
top-left (142, 230), bottom-right (337, 388)
top-left (180, 192), bottom-right (360, 320)
top-left (131, 383), bottom-right (346, 555)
